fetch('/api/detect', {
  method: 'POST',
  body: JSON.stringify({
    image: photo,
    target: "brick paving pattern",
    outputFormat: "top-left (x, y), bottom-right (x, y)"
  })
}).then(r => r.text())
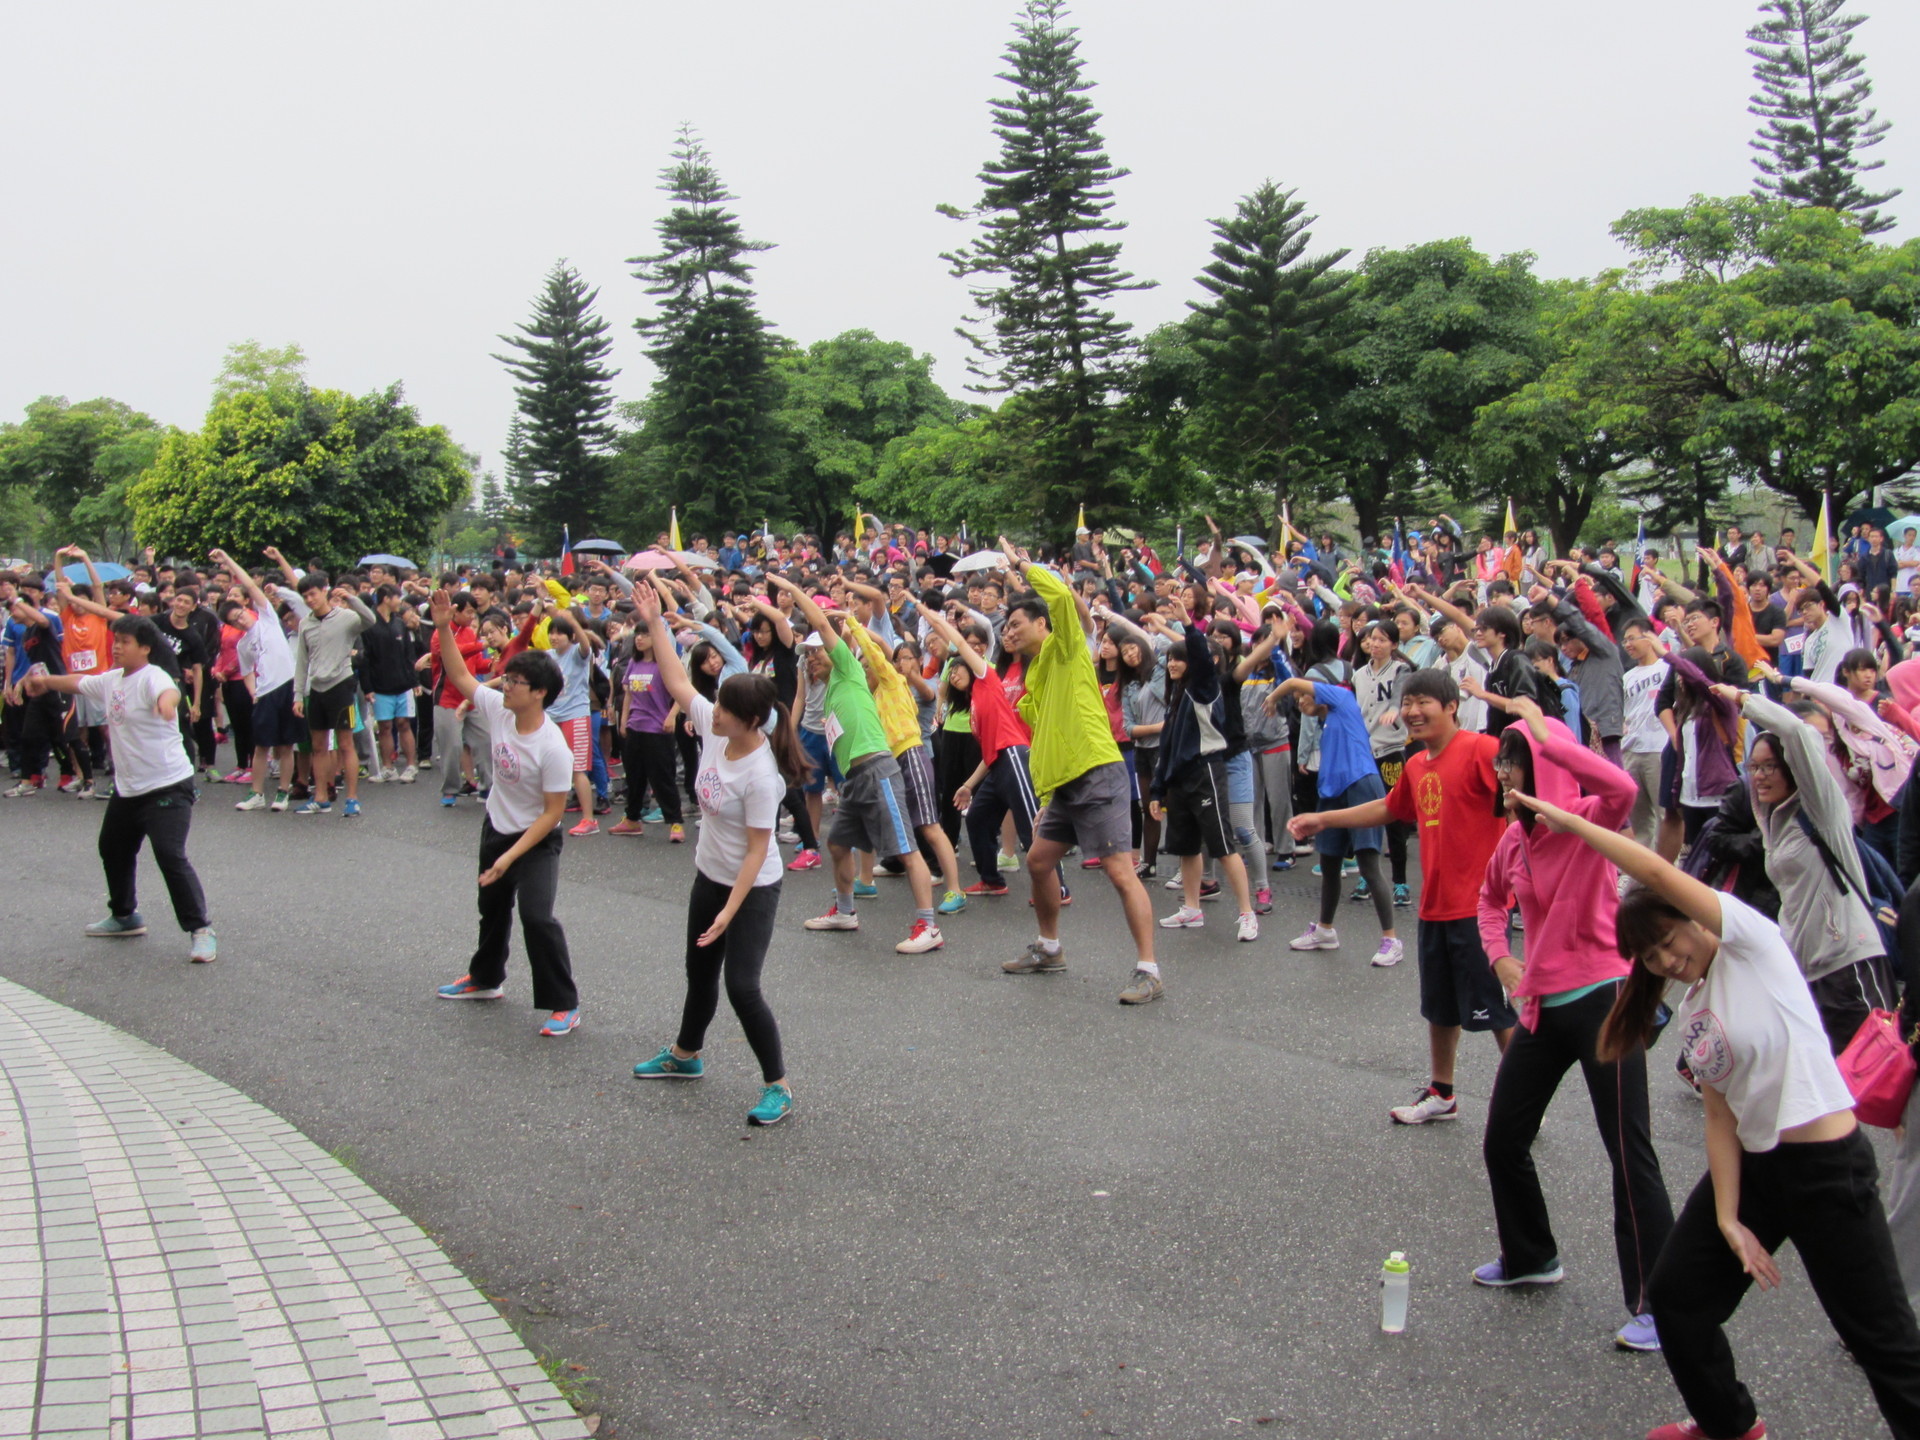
top-left (0, 976), bottom-right (590, 1440)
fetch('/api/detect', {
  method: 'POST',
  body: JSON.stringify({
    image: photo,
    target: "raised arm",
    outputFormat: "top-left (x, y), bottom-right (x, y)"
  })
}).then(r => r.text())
top-left (1510, 792), bottom-right (1724, 935)
top-left (632, 581), bottom-right (698, 711)
top-left (918, 605), bottom-right (989, 678)
top-left (261, 545), bottom-right (301, 589)
top-left (766, 572), bottom-right (840, 653)
top-left (429, 589), bottom-right (480, 702)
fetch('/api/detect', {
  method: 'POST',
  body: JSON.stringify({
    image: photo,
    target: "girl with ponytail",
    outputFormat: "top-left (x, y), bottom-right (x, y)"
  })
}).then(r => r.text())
top-left (625, 584), bottom-right (805, 1128)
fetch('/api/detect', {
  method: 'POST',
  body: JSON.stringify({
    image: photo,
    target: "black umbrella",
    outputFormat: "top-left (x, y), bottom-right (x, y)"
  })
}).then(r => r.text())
top-left (1843, 506), bottom-right (1895, 533)
top-left (571, 537), bottom-right (624, 556)
top-left (924, 553), bottom-right (958, 579)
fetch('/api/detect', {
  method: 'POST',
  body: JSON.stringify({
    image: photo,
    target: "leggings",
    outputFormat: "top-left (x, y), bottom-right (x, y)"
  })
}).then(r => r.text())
top-left (1134, 746), bottom-right (1161, 868)
top-left (1321, 851), bottom-right (1390, 930)
top-left (1377, 749), bottom-right (1410, 886)
top-left (934, 727), bottom-right (981, 849)
top-left (679, 872), bottom-right (784, 1082)
top-left (781, 785), bottom-right (817, 850)
top-left (623, 729), bottom-right (683, 824)
top-left (221, 678), bottom-right (255, 770)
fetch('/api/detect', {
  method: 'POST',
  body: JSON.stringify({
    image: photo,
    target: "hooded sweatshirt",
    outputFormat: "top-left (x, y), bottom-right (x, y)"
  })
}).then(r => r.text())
top-left (1740, 693), bottom-right (1882, 982)
top-left (1475, 718), bottom-right (1637, 1031)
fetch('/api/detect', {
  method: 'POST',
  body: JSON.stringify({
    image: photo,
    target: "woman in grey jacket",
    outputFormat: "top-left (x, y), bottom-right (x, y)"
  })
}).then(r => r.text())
top-left (1716, 684), bottom-right (1896, 1051)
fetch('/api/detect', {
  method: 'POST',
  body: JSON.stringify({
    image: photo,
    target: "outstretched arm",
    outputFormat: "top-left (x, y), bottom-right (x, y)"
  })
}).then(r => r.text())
top-left (429, 590), bottom-right (480, 702)
top-left (632, 582), bottom-right (698, 711)
top-left (1510, 791), bottom-right (1723, 935)
top-left (766, 572), bottom-right (840, 653)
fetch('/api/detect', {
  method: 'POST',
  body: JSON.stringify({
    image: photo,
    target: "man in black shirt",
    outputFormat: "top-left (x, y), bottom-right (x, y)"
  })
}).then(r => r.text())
top-left (155, 588), bottom-right (209, 766)
top-left (358, 584), bottom-right (424, 781)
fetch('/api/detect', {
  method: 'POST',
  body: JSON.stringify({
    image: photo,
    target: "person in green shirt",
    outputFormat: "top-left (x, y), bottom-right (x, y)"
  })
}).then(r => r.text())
top-left (994, 537), bottom-right (1162, 1004)
top-left (767, 574), bottom-right (945, 955)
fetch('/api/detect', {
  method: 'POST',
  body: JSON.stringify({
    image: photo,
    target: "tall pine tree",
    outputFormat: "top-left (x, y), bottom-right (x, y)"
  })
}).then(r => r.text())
top-left (941, 0), bottom-right (1151, 531)
top-left (629, 129), bottom-right (782, 536)
top-left (1185, 182), bottom-right (1352, 544)
top-left (1747, 0), bottom-right (1899, 234)
top-left (493, 263), bottom-right (618, 551)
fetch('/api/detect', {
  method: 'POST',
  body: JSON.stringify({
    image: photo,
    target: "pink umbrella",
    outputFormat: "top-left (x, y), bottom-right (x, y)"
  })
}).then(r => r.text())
top-left (622, 551), bottom-right (678, 572)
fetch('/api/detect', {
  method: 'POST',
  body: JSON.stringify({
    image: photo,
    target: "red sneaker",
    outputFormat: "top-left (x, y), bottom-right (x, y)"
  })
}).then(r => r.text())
top-left (1647, 1419), bottom-right (1765, 1440)
top-left (963, 880), bottom-right (1009, 896)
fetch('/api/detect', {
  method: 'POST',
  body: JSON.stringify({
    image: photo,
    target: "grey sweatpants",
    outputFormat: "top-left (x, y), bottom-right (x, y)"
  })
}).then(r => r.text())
top-left (439, 710), bottom-right (494, 796)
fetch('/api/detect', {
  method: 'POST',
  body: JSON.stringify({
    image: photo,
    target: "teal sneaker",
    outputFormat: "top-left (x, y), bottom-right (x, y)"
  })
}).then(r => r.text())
top-left (85, 913), bottom-right (147, 938)
top-left (936, 889), bottom-right (967, 915)
top-left (747, 1083), bottom-right (793, 1127)
top-left (632, 1047), bottom-right (704, 1080)
top-left (852, 880), bottom-right (880, 899)
top-left (640, 804), bottom-right (665, 824)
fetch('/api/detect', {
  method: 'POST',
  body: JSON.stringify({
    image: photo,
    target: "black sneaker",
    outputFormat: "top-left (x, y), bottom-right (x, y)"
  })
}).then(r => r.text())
top-left (1197, 878), bottom-right (1221, 902)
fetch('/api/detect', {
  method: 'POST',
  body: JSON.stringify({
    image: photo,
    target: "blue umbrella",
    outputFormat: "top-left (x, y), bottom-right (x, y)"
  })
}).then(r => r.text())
top-left (48, 561), bottom-right (131, 586)
top-left (570, 537), bottom-right (625, 556)
top-left (358, 553), bottom-right (416, 569)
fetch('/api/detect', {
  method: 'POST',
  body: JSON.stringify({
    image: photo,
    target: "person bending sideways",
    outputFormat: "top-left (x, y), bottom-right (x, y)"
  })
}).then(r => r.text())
top-left (626, 583), bottom-right (809, 1127)
top-left (1517, 788), bottom-right (1920, 1440)
top-left (427, 588), bottom-right (583, 1038)
top-left (1291, 669), bottom-right (1515, 1123)
top-left (23, 615), bottom-right (217, 963)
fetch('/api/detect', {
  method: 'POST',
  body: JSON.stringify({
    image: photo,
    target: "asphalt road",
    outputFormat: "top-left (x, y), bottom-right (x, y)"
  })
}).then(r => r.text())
top-left (0, 767), bottom-right (1899, 1440)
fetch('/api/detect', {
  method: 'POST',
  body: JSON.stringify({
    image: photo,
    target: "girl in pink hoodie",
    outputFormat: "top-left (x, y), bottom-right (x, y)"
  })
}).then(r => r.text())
top-left (1472, 693), bottom-right (1677, 1355)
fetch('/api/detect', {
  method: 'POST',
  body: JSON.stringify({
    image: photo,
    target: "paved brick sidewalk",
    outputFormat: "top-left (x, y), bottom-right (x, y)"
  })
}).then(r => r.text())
top-left (0, 976), bottom-right (591, 1440)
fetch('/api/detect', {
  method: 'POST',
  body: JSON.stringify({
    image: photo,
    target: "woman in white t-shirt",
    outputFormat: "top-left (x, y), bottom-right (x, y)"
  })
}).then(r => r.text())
top-left (627, 584), bottom-right (812, 1128)
top-left (1515, 790), bottom-right (1920, 1440)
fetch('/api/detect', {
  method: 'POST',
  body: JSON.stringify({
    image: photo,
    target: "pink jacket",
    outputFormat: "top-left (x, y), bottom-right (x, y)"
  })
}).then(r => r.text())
top-left (1476, 719), bottom-right (1637, 1031)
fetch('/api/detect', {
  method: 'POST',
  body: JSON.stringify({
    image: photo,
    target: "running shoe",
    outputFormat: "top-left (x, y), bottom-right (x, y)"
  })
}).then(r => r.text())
top-left (1271, 856), bottom-right (1295, 871)
top-left (997, 850), bottom-right (1020, 872)
top-left (936, 890), bottom-right (967, 915)
top-left (342, 799), bottom-right (363, 818)
top-left (803, 905), bottom-right (860, 931)
top-left (1646, 1420), bottom-right (1764, 1440)
top-left (1117, 968), bottom-right (1164, 1005)
top-left (1163, 874), bottom-right (1184, 891)
top-left (593, 795), bottom-right (613, 815)
top-left (437, 977), bottom-right (504, 1000)
top-left (776, 823), bottom-right (800, 845)
top-left (294, 799), bottom-right (331, 815)
top-left (1159, 906), bottom-right (1204, 929)
top-left (1080, 855), bottom-right (1103, 869)
top-left (1197, 878), bottom-right (1221, 901)
top-left (440, 795), bottom-right (458, 808)
top-left (85, 913), bottom-right (146, 938)
top-left (1393, 883), bottom-right (1412, 908)
top-left (787, 848), bottom-right (822, 870)
top-left (189, 928), bottom-right (217, 964)
top-left (1472, 1257), bottom-right (1566, 1287)
top-left (58, 775), bottom-right (80, 794)
top-left (641, 804), bottom-right (665, 824)
top-left (609, 818), bottom-right (645, 836)
top-left (459, 779), bottom-right (480, 795)
top-left (223, 769), bottom-right (253, 785)
top-left (1350, 878), bottom-right (1371, 902)
top-left (963, 880), bottom-right (1009, 897)
top-left (3, 781), bottom-right (41, 797)
top-left (852, 880), bottom-right (879, 899)
top-left (567, 818), bottom-right (600, 837)
top-left (1372, 937), bottom-right (1406, 968)
top-left (1390, 1085), bottom-right (1459, 1125)
top-left (235, 793), bottom-right (267, 811)
top-left (399, 764), bottom-right (418, 783)
top-left (1615, 1313), bottom-right (1661, 1352)
top-left (1236, 911), bottom-right (1259, 943)
top-left (539, 1008), bottom-right (581, 1037)
top-left (1289, 923), bottom-right (1339, 951)
top-left (1311, 859), bottom-right (1359, 878)
top-left (1253, 886), bottom-right (1273, 915)
top-left (203, 765), bottom-right (223, 784)
top-left (748, 1083), bottom-right (793, 1127)
top-left (270, 790), bottom-right (290, 812)
top-left (1134, 862), bottom-right (1157, 880)
top-left (1003, 941), bottom-right (1066, 974)
top-left (895, 919), bottom-right (944, 954)
top-left (93, 782), bottom-right (114, 800)
top-left (75, 783), bottom-right (98, 799)
top-left (367, 768), bottom-right (388, 784)
top-left (563, 795), bottom-right (580, 812)
top-left (632, 1047), bottom-right (704, 1079)
top-left (669, 823), bottom-right (686, 844)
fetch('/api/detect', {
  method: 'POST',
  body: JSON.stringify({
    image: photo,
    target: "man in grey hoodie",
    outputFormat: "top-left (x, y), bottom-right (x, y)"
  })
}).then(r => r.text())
top-left (291, 572), bottom-right (376, 816)
top-left (1552, 581), bottom-right (1625, 765)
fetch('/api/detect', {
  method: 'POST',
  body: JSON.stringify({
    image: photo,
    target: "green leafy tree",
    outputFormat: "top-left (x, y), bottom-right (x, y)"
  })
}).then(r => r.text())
top-left (940, 0), bottom-right (1152, 532)
top-left (1748, 0), bottom-right (1899, 235)
top-left (1610, 195), bottom-right (1920, 524)
top-left (0, 396), bottom-right (166, 557)
top-left (868, 404), bottom-right (1034, 539)
top-left (214, 341), bottom-right (309, 402)
top-left (774, 330), bottom-right (968, 536)
top-left (494, 262), bottom-right (619, 551)
top-left (1184, 182), bottom-right (1352, 546)
top-left (130, 379), bottom-right (470, 567)
top-left (629, 129), bottom-right (782, 536)
top-left (1324, 241), bottom-right (1544, 541)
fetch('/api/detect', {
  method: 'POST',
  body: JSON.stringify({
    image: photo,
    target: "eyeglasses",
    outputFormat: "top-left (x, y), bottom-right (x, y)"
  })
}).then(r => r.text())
top-left (500, 675), bottom-right (532, 691)
top-left (1491, 757), bottom-right (1520, 775)
top-left (1748, 762), bottom-right (1783, 778)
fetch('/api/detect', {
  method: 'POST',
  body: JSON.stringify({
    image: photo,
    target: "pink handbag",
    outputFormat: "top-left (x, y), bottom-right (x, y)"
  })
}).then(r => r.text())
top-left (1838, 1009), bottom-right (1918, 1129)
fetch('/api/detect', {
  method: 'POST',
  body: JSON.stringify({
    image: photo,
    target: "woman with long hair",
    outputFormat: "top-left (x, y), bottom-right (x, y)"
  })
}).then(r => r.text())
top-left (627, 583), bottom-right (811, 1128)
top-left (1355, 621), bottom-right (1414, 907)
top-left (1470, 694), bottom-right (1674, 1353)
top-left (739, 595), bottom-right (821, 871)
top-left (1515, 788), bottom-right (1920, 1440)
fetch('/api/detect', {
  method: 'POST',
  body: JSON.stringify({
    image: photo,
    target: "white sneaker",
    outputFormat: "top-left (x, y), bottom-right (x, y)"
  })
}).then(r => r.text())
top-left (1389, 1086), bottom-right (1459, 1125)
top-left (1289, 924), bottom-right (1339, 951)
top-left (1236, 911), bottom-right (1259, 943)
top-left (366, 768), bottom-right (387, 783)
top-left (803, 905), bottom-right (860, 932)
top-left (1163, 874), bottom-right (1185, 891)
top-left (895, 920), bottom-right (944, 954)
top-left (3, 781), bottom-right (41, 798)
top-left (235, 793), bottom-right (267, 811)
top-left (776, 825), bottom-right (799, 845)
top-left (1371, 937), bottom-right (1406, 967)
top-left (1158, 906), bottom-right (1204, 929)
top-left (398, 764), bottom-right (418, 783)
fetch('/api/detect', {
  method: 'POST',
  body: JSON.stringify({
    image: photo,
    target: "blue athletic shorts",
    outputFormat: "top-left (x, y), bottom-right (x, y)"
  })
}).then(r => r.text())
top-left (372, 691), bottom-right (416, 723)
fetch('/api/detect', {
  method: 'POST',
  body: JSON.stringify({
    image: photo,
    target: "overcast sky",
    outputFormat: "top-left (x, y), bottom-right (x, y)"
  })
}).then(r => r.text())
top-left (4, 0), bottom-right (1915, 494)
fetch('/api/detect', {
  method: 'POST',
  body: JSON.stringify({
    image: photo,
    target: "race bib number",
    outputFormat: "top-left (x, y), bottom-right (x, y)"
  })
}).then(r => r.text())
top-left (69, 649), bottom-right (96, 672)
top-left (1783, 632), bottom-right (1805, 655)
top-left (823, 712), bottom-right (844, 751)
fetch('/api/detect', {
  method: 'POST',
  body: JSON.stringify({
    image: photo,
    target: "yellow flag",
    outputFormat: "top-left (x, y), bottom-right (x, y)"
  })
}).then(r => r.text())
top-left (669, 507), bottom-right (682, 552)
top-left (1811, 492), bottom-right (1832, 584)
top-left (854, 507), bottom-right (865, 544)
top-left (1502, 498), bottom-right (1518, 538)
top-left (1077, 502), bottom-right (1087, 532)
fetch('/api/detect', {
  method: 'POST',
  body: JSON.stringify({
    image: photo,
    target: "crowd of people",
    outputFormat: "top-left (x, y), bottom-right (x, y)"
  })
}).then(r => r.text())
top-left (8, 509), bottom-right (1920, 1439)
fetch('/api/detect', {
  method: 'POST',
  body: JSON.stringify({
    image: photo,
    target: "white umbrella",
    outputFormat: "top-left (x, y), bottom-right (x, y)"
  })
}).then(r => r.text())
top-left (950, 550), bottom-right (1005, 575)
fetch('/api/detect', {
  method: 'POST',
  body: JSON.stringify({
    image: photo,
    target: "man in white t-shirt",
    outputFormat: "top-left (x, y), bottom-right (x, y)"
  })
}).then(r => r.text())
top-left (426, 588), bottom-right (582, 1037)
top-left (23, 613), bottom-right (216, 962)
top-left (1616, 617), bottom-right (1672, 848)
top-left (210, 549), bottom-right (302, 812)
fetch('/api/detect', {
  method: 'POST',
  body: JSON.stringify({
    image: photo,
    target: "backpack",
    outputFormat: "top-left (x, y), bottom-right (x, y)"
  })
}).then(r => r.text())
top-left (1793, 809), bottom-right (1903, 956)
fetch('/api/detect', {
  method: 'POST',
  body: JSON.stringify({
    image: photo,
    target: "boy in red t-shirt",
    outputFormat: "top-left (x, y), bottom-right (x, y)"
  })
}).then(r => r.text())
top-left (1292, 668), bottom-right (1516, 1125)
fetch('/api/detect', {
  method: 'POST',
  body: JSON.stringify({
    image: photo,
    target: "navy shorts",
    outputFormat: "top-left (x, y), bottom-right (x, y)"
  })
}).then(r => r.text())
top-left (251, 683), bottom-right (302, 750)
top-left (800, 727), bottom-right (843, 795)
top-left (1417, 917), bottom-right (1517, 1032)
top-left (1314, 772), bottom-right (1386, 857)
